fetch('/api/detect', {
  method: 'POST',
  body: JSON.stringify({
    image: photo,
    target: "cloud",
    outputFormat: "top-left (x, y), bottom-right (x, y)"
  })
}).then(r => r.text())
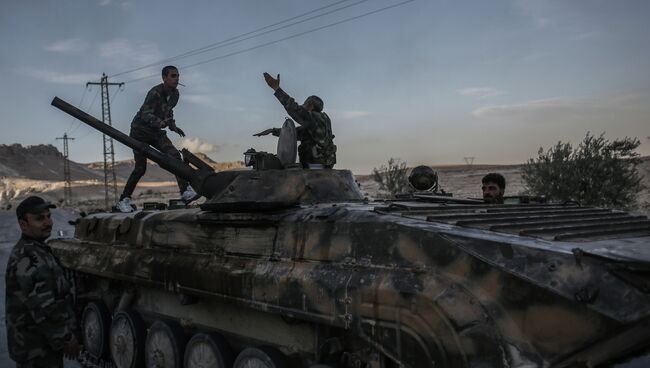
top-left (472, 92), bottom-right (649, 121)
top-left (458, 87), bottom-right (506, 99)
top-left (99, 0), bottom-right (112, 6)
top-left (338, 111), bottom-right (371, 119)
top-left (178, 137), bottom-right (219, 154)
top-left (15, 67), bottom-right (98, 85)
top-left (45, 38), bottom-right (87, 53)
top-left (515, 0), bottom-right (554, 28)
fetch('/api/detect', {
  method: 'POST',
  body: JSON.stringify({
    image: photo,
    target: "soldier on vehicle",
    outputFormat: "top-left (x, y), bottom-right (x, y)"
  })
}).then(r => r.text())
top-left (482, 173), bottom-right (506, 204)
top-left (117, 65), bottom-right (197, 213)
top-left (5, 196), bottom-right (81, 368)
top-left (255, 72), bottom-right (337, 169)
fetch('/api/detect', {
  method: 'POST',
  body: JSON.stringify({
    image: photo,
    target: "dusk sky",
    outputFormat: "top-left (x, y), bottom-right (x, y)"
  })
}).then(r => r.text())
top-left (1, 0), bottom-right (649, 174)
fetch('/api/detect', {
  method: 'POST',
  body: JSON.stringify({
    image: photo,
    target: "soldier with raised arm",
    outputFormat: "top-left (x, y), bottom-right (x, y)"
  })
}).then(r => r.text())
top-left (5, 196), bottom-right (81, 367)
top-left (255, 72), bottom-right (337, 168)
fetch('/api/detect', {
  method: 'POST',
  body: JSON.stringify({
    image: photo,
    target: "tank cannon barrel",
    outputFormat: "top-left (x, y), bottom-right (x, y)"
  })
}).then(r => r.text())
top-left (51, 96), bottom-right (196, 180)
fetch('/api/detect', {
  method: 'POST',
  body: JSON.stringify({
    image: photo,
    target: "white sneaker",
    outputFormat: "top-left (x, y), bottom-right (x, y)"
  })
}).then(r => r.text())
top-left (117, 197), bottom-right (134, 213)
top-left (181, 185), bottom-right (199, 202)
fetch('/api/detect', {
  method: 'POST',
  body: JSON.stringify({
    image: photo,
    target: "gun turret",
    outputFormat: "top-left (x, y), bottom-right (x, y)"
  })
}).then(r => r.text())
top-left (51, 96), bottom-right (363, 211)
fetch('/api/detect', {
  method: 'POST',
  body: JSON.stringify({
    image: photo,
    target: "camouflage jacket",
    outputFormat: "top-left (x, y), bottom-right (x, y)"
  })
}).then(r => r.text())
top-left (274, 88), bottom-right (337, 167)
top-left (5, 235), bottom-right (76, 362)
top-left (132, 83), bottom-right (179, 131)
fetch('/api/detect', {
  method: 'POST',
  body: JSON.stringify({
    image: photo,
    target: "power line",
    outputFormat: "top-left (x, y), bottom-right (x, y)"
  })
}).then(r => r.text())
top-left (165, 0), bottom-right (372, 65)
top-left (123, 0), bottom-right (417, 84)
top-left (109, 0), bottom-right (356, 78)
top-left (74, 86), bottom-right (123, 141)
top-left (69, 87), bottom-right (101, 135)
top-left (65, 87), bottom-right (89, 133)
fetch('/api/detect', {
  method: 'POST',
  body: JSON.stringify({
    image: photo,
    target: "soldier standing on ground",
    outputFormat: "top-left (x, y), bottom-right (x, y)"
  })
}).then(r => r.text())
top-left (5, 196), bottom-right (81, 368)
top-left (482, 173), bottom-right (506, 204)
top-left (255, 72), bottom-right (337, 168)
top-left (117, 65), bottom-right (197, 212)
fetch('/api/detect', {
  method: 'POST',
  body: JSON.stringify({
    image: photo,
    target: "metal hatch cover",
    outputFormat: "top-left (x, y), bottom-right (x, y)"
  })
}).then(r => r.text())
top-left (277, 118), bottom-right (297, 167)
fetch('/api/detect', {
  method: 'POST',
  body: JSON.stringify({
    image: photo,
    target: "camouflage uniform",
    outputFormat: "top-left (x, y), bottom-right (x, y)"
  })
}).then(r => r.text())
top-left (121, 83), bottom-right (188, 199)
top-left (274, 88), bottom-right (337, 168)
top-left (5, 235), bottom-right (76, 368)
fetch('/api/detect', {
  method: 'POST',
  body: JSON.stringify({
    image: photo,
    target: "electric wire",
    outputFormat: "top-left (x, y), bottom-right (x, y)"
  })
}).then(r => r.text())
top-left (65, 86), bottom-right (89, 134)
top-left (75, 86), bottom-right (123, 141)
top-left (109, 0), bottom-right (355, 78)
top-left (123, 0), bottom-right (416, 84)
top-left (159, 0), bottom-right (372, 67)
top-left (69, 87), bottom-right (100, 136)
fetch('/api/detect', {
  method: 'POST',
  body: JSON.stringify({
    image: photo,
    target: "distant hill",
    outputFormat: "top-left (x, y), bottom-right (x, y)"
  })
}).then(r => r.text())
top-left (0, 144), bottom-right (102, 181)
top-left (0, 144), bottom-right (244, 182)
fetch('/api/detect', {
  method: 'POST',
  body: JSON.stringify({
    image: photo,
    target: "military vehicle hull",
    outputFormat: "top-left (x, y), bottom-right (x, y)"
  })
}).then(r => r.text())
top-left (49, 201), bottom-right (650, 368)
top-left (48, 96), bottom-right (650, 367)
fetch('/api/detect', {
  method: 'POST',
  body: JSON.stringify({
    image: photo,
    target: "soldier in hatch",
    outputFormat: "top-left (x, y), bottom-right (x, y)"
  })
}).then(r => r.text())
top-left (117, 65), bottom-right (197, 213)
top-left (5, 196), bottom-right (81, 368)
top-left (482, 172), bottom-right (506, 204)
top-left (255, 72), bottom-right (337, 168)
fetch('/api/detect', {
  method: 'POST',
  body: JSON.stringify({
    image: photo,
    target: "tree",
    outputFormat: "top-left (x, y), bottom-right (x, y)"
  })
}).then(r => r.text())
top-left (523, 133), bottom-right (643, 208)
top-left (372, 158), bottom-right (409, 196)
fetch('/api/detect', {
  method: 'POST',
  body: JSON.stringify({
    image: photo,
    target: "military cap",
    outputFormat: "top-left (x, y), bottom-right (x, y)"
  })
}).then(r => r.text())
top-left (16, 196), bottom-right (56, 219)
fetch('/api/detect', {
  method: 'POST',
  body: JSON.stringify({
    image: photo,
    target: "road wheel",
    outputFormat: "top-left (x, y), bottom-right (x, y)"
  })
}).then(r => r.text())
top-left (110, 310), bottom-right (146, 368)
top-left (184, 332), bottom-right (234, 368)
top-left (145, 320), bottom-right (186, 368)
top-left (82, 301), bottom-right (111, 359)
top-left (233, 347), bottom-right (288, 368)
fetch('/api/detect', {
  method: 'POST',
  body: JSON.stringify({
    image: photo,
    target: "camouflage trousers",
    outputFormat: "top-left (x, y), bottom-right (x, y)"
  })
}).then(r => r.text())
top-left (120, 126), bottom-right (189, 200)
top-left (15, 349), bottom-right (63, 368)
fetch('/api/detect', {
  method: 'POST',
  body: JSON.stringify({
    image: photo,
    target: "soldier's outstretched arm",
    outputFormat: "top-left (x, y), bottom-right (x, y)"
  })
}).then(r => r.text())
top-left (274, 89), bottom-right (311, 125)
top-left (263, 72), bottom-right (311, 124)
top-left (13, 251), bottom-right (76, 350)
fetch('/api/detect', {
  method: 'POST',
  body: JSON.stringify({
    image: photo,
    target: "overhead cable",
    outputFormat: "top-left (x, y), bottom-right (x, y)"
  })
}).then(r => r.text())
top-left (124, 0), bottom-right (416, 84)
top-left (109, 0), bottom-right (357, 78)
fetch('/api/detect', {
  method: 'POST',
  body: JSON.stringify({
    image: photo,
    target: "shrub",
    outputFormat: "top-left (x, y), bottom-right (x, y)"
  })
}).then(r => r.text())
top-left (522, 133), bottom-right (643, 208)
top-left (372, 158), bottom-right (409, 196)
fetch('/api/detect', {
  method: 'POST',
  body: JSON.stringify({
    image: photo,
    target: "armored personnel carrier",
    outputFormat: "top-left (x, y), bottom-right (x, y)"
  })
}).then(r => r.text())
top-left (51, 97), bottom-right (650, 368)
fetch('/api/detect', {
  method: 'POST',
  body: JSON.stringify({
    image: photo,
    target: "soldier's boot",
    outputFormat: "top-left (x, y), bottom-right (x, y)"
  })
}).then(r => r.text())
top-left (181, 185), bottom-right (200, 203)
top-left (117, 197), bottom-right (135, 213)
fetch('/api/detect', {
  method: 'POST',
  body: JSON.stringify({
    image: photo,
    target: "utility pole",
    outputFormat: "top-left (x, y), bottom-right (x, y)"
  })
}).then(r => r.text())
top-left (56, 133), bottom-right (75, 206)
top-left (87, 73), bottom-right (124, 210)
top-left (463, 156), bottom-right (475, 166)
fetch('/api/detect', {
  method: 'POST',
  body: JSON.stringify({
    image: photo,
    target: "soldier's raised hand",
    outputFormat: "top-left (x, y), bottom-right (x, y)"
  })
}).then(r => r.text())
top-left (263, 72), bottom-right (280, 91)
